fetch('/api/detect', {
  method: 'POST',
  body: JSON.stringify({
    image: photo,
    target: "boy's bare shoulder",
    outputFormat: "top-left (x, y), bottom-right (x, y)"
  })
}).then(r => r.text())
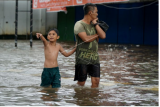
top-left (56, 43), bottom-right (62, 48)
top-left (56, 43), bottom-right (61, 46)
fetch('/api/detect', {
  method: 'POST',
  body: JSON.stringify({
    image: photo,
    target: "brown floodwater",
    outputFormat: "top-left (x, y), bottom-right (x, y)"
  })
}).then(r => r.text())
top-left (0, 40), bottom-right (158, 106)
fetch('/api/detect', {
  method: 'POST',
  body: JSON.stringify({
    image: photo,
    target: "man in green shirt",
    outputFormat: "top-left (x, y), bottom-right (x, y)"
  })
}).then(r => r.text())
top-left (74, 3), bottom-right (106, 88)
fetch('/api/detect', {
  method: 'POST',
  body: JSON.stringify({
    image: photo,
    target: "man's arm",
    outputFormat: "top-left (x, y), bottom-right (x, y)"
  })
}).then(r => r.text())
top-left (59, 44), bottom-right (76, 57)
top-left (78, 32), bottom-right (98, 43)
top-left (95, 25), bottom-right (106, 39)
top-left (92, 18), bottom-right (106, 39)
top-left (74, 21), bottom-right (98, 43)
top-left (36, 33), bottom-right (48, 46)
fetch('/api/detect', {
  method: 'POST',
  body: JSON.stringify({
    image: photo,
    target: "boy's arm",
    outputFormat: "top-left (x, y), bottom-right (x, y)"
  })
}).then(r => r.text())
top-left (59, 44), bottom-right (76, 57)
top-left (36, 33), bottom-right (48, 46)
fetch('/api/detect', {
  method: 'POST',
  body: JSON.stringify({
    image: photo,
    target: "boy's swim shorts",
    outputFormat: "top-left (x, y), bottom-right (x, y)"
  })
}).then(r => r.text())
top-left (40, 67), bottom-right (61, 88)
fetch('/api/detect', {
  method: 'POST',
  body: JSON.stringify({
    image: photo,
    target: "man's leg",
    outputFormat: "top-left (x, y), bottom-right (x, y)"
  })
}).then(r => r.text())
top-left (91, 77), bottom-right (100, 88)
top-left (89, 64), bottom-right (100, 88)
top-left (77, 81), bottom-right (86, 86)
top-left (75, 64), bottom-right (88, 86)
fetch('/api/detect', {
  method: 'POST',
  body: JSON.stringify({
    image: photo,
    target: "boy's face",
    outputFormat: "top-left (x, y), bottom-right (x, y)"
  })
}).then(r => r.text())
top-left (47, 30), bottom-right (59, 42)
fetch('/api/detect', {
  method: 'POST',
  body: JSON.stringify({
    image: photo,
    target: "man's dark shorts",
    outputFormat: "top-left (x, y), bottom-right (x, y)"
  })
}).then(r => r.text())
top-left (74, 64), bottom-right (100, 82)
top-left (40, 67), bottom-right (61, 88)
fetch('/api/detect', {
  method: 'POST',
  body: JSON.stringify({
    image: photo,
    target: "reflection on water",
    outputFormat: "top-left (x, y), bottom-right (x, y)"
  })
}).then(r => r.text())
top-left (73, 88), bottom-right (100, 106)
top-left (40, 87), bottom-right (60, 106)
top-left (0, 40), bottom-right (158, 106)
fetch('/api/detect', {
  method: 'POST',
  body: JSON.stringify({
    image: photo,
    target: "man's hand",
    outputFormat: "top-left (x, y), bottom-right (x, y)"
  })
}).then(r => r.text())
top-left (96, 37), bottom-right (99, 42)
top-left (75, 42), bottom-right (77, 48)
top-left (92, 18), bottom-right (98, 24)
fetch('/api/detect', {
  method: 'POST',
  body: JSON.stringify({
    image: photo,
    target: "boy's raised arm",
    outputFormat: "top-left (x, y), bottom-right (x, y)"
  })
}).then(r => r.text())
top-left (36, 33), bottom-right (48, 46)
top-left (59, 43), bottom-right (76, 57)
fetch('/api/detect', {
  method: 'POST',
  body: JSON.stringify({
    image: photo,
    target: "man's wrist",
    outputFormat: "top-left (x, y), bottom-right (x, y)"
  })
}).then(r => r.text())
top-left (94, 23), bottom-right (99, 27)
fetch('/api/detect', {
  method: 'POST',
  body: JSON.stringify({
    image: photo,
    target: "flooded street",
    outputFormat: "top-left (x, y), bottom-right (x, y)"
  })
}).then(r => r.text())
top-left (0, 40), bottom-right (158, 106)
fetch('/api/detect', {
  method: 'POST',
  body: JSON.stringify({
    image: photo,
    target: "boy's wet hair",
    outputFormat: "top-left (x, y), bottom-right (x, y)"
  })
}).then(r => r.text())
top-left (83, 3), bottom-right (97, 15)
top-left (48, 28), bottom-right (59, 36)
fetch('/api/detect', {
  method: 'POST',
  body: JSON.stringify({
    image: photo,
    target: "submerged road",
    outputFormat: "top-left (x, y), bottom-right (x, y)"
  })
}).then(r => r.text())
top-left (0, 40), bottom-right (158, 106)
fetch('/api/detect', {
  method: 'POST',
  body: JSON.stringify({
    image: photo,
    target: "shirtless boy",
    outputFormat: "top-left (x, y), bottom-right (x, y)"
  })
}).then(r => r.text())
top-left (36, 28), bottom-right (76, 88)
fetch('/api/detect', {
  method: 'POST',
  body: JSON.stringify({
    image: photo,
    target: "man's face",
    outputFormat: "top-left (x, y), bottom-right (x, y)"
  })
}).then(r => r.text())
top-left (90, 7), bottom-right (98, 20)
top-left (47, 30), bottom-right (59, 42)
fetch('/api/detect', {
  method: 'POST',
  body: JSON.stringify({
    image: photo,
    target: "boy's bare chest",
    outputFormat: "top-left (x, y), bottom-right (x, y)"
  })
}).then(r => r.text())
top-left (45, 46), bottom-right (59, 55)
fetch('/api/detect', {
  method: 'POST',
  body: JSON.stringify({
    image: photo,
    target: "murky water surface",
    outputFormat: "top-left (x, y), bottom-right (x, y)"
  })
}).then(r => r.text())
top-left (0, 40), bottom-right (158, 106)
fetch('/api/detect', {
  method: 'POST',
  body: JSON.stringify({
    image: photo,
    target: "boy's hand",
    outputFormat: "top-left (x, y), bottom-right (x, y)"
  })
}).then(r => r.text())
top-left (36, 33), bottom-right (42, 39)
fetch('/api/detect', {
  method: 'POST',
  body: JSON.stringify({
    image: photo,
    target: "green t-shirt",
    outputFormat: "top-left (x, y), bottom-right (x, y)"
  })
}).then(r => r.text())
top-left (74, 20), bottom-right (99, 65)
